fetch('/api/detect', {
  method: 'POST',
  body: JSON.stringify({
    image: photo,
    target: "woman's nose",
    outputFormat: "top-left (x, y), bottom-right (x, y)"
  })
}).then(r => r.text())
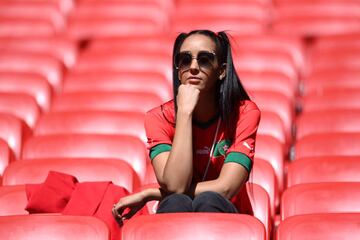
top-left (189, 58), bottom-right (200, 73)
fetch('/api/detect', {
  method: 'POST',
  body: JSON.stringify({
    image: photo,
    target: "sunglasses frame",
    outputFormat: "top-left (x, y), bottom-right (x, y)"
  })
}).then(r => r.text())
top-left (174, 51), bottom-right (217, 70)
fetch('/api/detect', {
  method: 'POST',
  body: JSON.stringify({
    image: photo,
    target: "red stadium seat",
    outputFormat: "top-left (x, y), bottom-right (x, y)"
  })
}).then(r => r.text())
top-left (281, 182), bottom-right (360, 220)
top-left (254, 135), bottom-right (284, 194)
top-left (3, 158), bottom-right (140, 193)
top-left (0, 52), bottom-right (63, 92)
top-left (0, 72), bottom-right (52, 112)
top-left (0, 37), bottom-right (78, 68)
top-left (73, 52), bottom-right (171, 83)
top-left (51, 92), bottom-right (162, 114)
top-left (273, 1), bottom-right (360, 37)
top-left (0, 215), bottom-right (110, 240)
top-left (0, 113), bottom-right (28, 161)
top-left (173, 17), bottom-right (266, 35)
top-left (0, 185), bottom-right (28, 216)
top-left (304, 70), bottom-right (360, 95)
top-left (277, 213), bottom-right (360, 240)
top-left (22, 134), bottom-right (147, 183)
top-left (0, 18), bottom-right (56, 38)
top-left (257, 111), bottom-right (287, 147)
top-left (302, 89), bottom-right (360, 112)
top-left (240, 72), bottom-right (297, 103)
top-left (122, 213), bottom-right (266, 240)
top-left (0, 93), bottom-right (40, 129)
top-left (296, 110), bottom-right (360, 140)
top-left (0, 140), bottom-right (11, 181)
top-left (63, 71), bottom-right (172, 102)
top-left (295, 133), bottom-right (360, 159)
top-left (250, 91), bottom-right (295, 144)
top-left (35, 111), bottom-right (146, 142)
top-left (3, 0), bottom-right (74, 15)
top-left (287, 156), bottom-right (360, 187)
top-left (0, 2), bottom-right (66, 32)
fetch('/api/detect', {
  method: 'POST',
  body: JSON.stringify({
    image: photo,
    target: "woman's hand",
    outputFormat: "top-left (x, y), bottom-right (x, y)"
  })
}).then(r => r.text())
top-left (112, 190), bottom-right (148, 225)
top-left (177, 84), bottom-right (200, 115)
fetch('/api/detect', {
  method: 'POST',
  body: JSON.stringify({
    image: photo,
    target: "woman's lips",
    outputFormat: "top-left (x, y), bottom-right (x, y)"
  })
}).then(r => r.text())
top-left (187, 77), bottom-right (202, 84)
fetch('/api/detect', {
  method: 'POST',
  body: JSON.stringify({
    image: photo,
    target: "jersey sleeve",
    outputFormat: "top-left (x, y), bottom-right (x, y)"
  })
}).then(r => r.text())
top-left (144, 107), bottom-right (174, 160)
top-left (225, 101), bottom-right (261, 172)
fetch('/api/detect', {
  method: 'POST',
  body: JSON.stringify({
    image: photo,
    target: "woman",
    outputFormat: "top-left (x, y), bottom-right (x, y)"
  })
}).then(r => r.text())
top-left (113, 30), bottom-right (261, 222)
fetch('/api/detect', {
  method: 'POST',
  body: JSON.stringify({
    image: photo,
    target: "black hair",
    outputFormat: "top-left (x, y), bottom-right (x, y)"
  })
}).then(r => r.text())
top-left (172, 30), bottom-right (250, 127)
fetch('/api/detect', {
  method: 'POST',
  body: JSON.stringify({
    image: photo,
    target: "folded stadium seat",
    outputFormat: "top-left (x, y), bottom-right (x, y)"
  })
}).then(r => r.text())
top-left (144, 158), bottom-right (278, 219)
top-left (0, 52), bottom-right (63, 92)
top-left (0, 113), bottom-right (29, 162)
top-left (296, 110), bottom-right (360, 140)
top-left (6, 0), bottom-right (74, 15)
top-left (88, 35), bottom-right (175, 56)
top-left (51, 92), bottom-right (163, 114)
top-left (0, 185), bottom-right (28, 216)
top-left (22, 134), bottom-right (147, 183)
top-left (0, 37), bottom-right (78, 69)
top-left (0, 93), bottom-right (40, 129)
top-left (67, 2), bottom-right (169, 41)
top-left (63, 71), bottom-right (172, 102)
top-left (2, 158), bottom-right (140, 193)
top-left (295, 133), bottom-right (360, 159)
top-left (233, 50), bottom-right (298, 83)
top-left (231, 35), bottom-right (305, 75)
top-left (122, 212), bottom-right (266, 240)
top-left (277, 213), bottom-right (360, 240)
top-left (287, 156), bottom-right (360, 187)
top-left (254, 135), bottom-right (284, 193)
top-left (0, 215), bottom-right (109, 240)
top-left (257, 111), bottom-right (287, 149)
top-left (177, 0), bottom-right (271, 6)
top-left (0, 1), bottom-right (66, 33)
top-left (34, 111), bottom-right (147, 142)
top-left (281, 182), bottom-right (360, 220)
top-left (0, 72), bottom-right (52, 112)
top-left (172, 17), bottom-right (266, 35)
top-left (73, 51), bottom-right (172, 83)
top-left (0, 18), bottom-right (56, 38)
top-left (77, 0), bottom-right (174, 12)
top-left (303, 70), bottom-right (360, 96)
top-left (239, 71), bottom-right (297, 103)
top-left (272, 1), bottom-right (360, 37)
top-left (302, 89), bottom-right (360, 112)
top-left (250, 90), bottom-right (295, 145)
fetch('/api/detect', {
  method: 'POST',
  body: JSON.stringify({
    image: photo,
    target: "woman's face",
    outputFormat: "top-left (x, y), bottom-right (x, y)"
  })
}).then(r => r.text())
top-left (177, 34), bottom-right (225, 93)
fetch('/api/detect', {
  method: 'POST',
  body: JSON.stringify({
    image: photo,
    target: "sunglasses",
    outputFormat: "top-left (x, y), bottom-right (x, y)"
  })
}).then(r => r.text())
top-left (174, 51), bottom-right (217, 70)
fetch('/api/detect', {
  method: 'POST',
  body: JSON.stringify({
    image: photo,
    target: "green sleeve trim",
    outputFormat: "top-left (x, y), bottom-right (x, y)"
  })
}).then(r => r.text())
top-left (150, 144), bottom-right (172, 160)
top-left (224, 152), bottom-right (253, 173)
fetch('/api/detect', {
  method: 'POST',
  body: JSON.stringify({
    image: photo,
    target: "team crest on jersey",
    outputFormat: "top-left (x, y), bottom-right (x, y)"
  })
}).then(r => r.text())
top-left (213, 139), bottom-right (232, 157)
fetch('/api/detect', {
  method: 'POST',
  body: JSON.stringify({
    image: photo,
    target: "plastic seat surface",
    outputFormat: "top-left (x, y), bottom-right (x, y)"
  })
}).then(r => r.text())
top-left (0, 140), bottom-right (10, 179)
top-left (0, 215), bottom-right (110, 240)
top-left (3, 158), bottom-right (139, 193)
top-left (0, 185), bottom-right (28, 216)
top-left (22, 134), bottom-right (147, 183)
top-left (287, 156), bottom-right (360, 187)
top-left (257, 111), bottom-right (286, 147)
top-left (0, 18), bottom-right (56, 37)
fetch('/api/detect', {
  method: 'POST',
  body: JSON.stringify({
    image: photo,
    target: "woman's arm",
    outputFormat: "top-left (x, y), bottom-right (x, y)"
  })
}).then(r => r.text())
top-left (153, 84), bottom-right (200, 193)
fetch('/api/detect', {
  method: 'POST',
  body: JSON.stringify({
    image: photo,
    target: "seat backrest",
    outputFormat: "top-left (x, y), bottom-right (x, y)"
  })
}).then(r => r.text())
top-left (0, 139), bottom-right (10, 179)
top-left (122, 212), bottom-right (266, 240)
top-left (295, 133), bottom-right (360, 159)
top-left (63, 71), bottom-right (172, 102)
top-left (296, 110), bottom-right (360, 140)
top-left (0, 215), bottom-right (110, 240)
top-left (0, 185), bottom-right (28, 216)
top-left (0, 18), bottom-right (56, 37)
top-left (2, 158), bottom-right (140, 193)
top-left (281, 182), bottom-right (360, 220)
top-left (277, 213), bottom-right (360, 240)
top-left (51, 92), bottom-right (162, 114)
top-left (35, 111), bottom-right (147, 142)
top-left (0, 72), bottom-right (52, 111)
top-left (257, 110), bottom-right (287, 147)
top-left (287, 156), bottom-right (360, 187)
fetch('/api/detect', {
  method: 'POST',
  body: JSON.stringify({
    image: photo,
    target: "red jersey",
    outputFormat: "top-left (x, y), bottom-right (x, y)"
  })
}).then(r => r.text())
top-left (145, 99), bottom-right (261, 213)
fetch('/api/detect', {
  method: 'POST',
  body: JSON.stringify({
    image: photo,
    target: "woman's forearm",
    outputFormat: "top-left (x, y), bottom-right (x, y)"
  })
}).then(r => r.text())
top-left (162, 110), bottom-right (194, 193)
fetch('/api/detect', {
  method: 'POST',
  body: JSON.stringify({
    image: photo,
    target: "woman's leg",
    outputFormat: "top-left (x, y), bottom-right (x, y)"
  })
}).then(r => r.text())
top-left (156, 193), bottom-right (193, 213)
top-left (192, 191), bottom-right (238, 213)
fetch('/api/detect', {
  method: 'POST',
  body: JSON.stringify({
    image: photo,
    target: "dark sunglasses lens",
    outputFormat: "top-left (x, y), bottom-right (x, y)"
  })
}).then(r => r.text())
top-left (176, 53), bottom-right (192, 69)
top-left (197, 52), bottom-right (215, 68)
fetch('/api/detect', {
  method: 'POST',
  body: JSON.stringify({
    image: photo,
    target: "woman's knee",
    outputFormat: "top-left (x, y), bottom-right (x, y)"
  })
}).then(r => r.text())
top-left (156, 193), bottom-right (193, 213)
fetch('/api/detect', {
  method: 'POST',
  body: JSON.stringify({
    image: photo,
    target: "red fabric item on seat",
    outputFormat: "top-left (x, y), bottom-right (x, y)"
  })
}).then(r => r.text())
top-left (25, 171), bottom-right (78, 213)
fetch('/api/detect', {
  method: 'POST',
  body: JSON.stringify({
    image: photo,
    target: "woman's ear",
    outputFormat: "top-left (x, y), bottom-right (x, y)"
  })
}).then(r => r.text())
top-left (219, 63), bottom-right (227, 80)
